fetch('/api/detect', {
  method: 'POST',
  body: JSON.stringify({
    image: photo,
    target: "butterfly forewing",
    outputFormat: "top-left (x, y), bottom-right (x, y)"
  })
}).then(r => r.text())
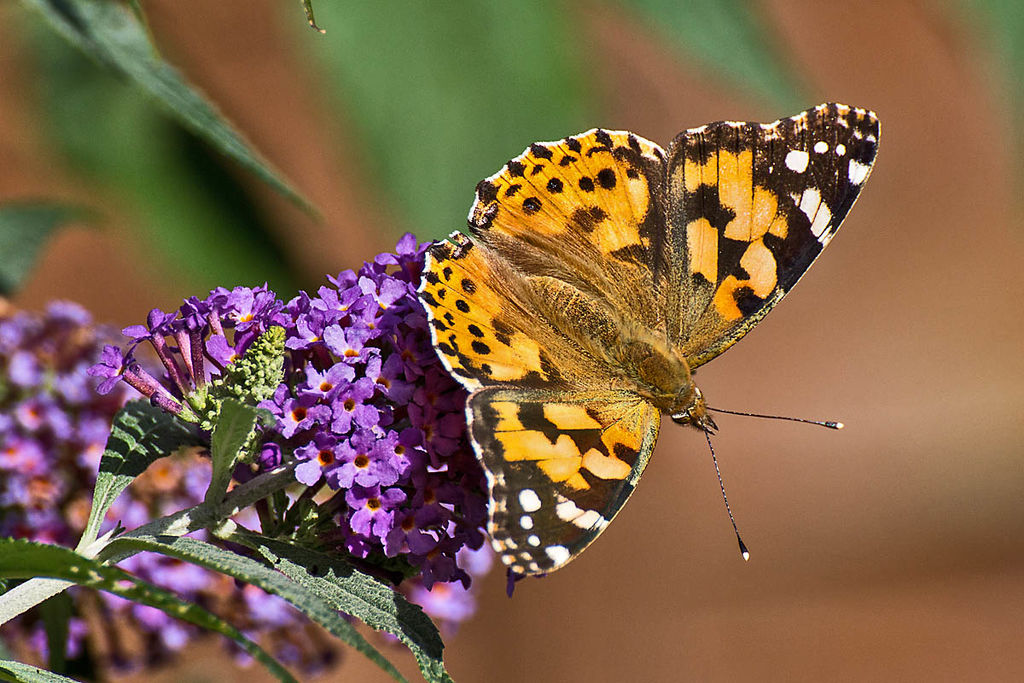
top-left (467, 129), bottom-right (669, 333)
top-left (666, 103), bottom-right (880, 367)
top-left (467, 387), bottom-right (660, 574)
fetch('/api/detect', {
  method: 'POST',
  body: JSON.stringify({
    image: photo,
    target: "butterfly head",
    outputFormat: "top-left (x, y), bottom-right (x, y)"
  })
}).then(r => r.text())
top-left (670, 385), bottom-right (718, 433)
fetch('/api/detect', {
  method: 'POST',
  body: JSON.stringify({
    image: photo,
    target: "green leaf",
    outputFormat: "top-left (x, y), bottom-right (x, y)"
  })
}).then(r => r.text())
top-left (0, 660), bottom-right (80, 683)
top-left (229, 528), bottom-right (451, 683)
top-left (101, 534), bottom-right (408, 682)
top-left (299, 1), bottom-right (595, 241)
top-left (21, 0), bottom-right (310, 211)
top-left (0, 203), bottom-right (86, 296)
top-left (0, 539), bottom-right (297, 683)
top-left (16, 5), bottom-right (302, 295)
top-left (205, 399), bottom-right (258, 505)
top-left (78, 401), bottom-right (203, 550)
top-left (300, 0), bottom-right (324, 32)
top-left (37, 592), bottom-right (72, 673)
top-left (959, 0), bottom-right (1024, 189)
top-left (620, 0), bottom-right (806, 110)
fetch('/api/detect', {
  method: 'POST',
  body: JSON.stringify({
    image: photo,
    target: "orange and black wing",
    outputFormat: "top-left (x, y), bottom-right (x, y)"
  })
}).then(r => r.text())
top-left (663, 103), bottom-right (879, 367)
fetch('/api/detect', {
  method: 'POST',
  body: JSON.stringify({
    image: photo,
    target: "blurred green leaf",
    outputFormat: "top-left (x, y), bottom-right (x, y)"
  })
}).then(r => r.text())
top-left (0, 203), bottom-right (84, 296)
top-left (619, 0), bottom-right (806, 110)
top-left (21, 0), bottom-right (311, 211)
top-left (960, 0), bottom-right (1024, 187)
top-left (38, 593), bottom-right (72, 673)
top-left (19, 13), bottom-right (301, 295)
top-left (298, 1), bottom-right (596, 241)
top-left (0, 660), bottom-right (78, 683)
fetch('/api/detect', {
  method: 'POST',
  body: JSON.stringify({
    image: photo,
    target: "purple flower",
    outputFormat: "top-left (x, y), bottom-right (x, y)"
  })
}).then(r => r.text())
top-left (347, 485), bottom-right (406, 540)
top-left (92, 233), bottom-right (493, 623)
top-left (2, 303), bottom-right (334, 674)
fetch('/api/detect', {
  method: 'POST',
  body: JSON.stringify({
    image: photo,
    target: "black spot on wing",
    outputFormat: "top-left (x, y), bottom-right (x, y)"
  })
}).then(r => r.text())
top-left (476, 180), bottom-right (498, 204)
top-left (522, 197), bottom-right (542, 214)
top-left (733, 287), bottom-right (764, 317)
top-left (691, 184), bottom-right (737, 231)
top-left (530, 143), bottom-right (553, 160)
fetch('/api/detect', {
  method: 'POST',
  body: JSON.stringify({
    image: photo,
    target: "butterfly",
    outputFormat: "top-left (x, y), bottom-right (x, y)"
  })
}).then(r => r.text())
top-left (417, 103), bottom-right (879, 576)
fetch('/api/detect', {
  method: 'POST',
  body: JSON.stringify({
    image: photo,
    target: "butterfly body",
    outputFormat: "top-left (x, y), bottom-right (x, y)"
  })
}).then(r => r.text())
top-left (419, 104), bottom-right (878, 576)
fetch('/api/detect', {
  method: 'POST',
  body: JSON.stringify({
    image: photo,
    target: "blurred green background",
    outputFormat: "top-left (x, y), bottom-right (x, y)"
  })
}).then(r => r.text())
top-left (2, 1), bottom-right (1023, 681)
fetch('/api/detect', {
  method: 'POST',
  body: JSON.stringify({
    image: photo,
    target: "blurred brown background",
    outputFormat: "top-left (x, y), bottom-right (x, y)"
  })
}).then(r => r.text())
top-left (2, 0), bottom-right (1023, 681)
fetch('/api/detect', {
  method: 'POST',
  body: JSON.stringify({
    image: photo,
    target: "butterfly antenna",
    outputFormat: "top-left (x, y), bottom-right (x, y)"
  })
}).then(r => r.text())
top-left (703, 427), bottom-right (749, 561)
top-left (707, 406), bottom-right (843, 430)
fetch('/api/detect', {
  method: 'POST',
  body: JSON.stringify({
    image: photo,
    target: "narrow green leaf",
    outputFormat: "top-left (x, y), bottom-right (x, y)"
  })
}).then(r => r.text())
top-left (300, 0), bottom-right (325, 32)
top-left (79, 401), bottom-right (202, 550)
top-left (37, 593), bottom-right (72, 673)
top-left (21, 0), bottom-right (312, 211)
top-left (0, 203), bottom-right (86, 296)
top-left (0, 660), bottom-right (80, 683)
top-left (101, 534), bottom-right (407, 682)
top-left (0, 539), bottom-right (297, 683)
top-left (229, 528), bottom-right (451, 683)
top-left (298, 1), bottom-right (595, 241)
top-left (205, 400), bottom-right (258, 505)
top-left (620, 0), bottom-right (806, 110)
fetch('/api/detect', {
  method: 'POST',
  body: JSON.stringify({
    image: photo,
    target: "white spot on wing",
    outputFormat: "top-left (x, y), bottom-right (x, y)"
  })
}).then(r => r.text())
top-left (528, 535), bottom-right (541, 547)
top-left (519, 489), bottom-right (541, 512)
top-left (555, 497), bottom-right (606, 529)
top-left (814, 141), bottom-right (829, 154)
top-left (575, 509), bottom-right (604, 529)
top-left (835, 143), bottom-right (846, 156)
top-left (519, 515), bottom-right (534, 530)
top-left (785, 149), bottom-right (809, 173)
top-left (798, 188), bottom-right (823, 224)
top-left (555, 499), bottom-right (578, 522)
top-left (810, 201), bottom-right (833, 240)
top-left (849, 160), bottom-right (871, 185)
top-left (545, 545), bottom-right (571, 566)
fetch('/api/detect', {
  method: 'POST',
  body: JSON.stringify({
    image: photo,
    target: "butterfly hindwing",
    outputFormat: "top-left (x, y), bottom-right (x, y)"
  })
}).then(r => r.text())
top-left (665, 103), bottom-right (879, 367)
top-left (467, 387), bottom-right (660, 574)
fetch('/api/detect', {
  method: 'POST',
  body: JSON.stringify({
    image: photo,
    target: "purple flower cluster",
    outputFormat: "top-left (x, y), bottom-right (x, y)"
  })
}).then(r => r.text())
top-left (0, 302), bottom-right (126, 545)
top-left (94, 234), bottom-right (491, 588)
top-left (0, 303), bottom-right (332, 673)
